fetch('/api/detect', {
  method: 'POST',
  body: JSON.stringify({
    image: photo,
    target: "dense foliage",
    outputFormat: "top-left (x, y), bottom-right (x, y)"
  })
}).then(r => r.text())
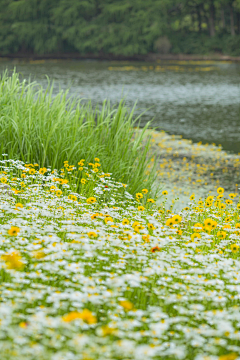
top-left (0, 0), bottom-right (240, 56)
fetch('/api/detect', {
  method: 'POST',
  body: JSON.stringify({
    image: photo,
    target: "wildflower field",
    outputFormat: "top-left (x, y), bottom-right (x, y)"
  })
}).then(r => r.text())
top-left (0, 157), bottom-right (240, 360)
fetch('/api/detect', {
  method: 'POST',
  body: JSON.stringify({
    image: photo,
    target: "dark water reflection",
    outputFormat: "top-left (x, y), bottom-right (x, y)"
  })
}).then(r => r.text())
top-left (1, 59), bottom-right (239, 153)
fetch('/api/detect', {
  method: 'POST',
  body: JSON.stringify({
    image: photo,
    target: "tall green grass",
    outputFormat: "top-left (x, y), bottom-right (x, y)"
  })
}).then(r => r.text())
top-left (0, 71), bottom-right (158, 195)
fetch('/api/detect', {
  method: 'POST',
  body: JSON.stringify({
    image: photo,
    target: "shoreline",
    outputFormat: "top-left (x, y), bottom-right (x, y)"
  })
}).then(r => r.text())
top-left (0, 52), bottom-right (240, 62)
top-left (140, 129), bottom-right (240, 210)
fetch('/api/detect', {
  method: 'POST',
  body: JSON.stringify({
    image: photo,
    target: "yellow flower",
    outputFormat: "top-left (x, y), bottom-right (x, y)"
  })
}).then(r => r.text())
top-left (219, 203), bottom-right (226, 209)
top-left (147, 223), bottom-right (155, 230)
top-left (229, 193), bottom-right (236, 199)
top-left (68, 194), bottom-right (77, 201)
top-left (206, 196), bottom-right (214, 202)
top-left (86, 197), bottom-right (96, 204)
top-left (147, 198), bottom-right (155, 203)
top-left (0, 177), bottom-right (7, 183)
top-left (79, 167), bottom-right (83, 171)
top-left (87, 231), bottom-right (98, 238)
top-left (94, 158), bottom-right (100, 162)
top-left (104, 216), bottom-right (113, 224)
top-left (134, 224), bottom-right (145, 233)
top-left (56, 190), bottom-right (62, 197)
top-left (138, 206), bottom-right (145, 211)
top-left (210, 220), bottom-right (218, 230)
top-left (11, 188), bottom-right (20, 195)
top-left (223, 224), bottom-right (231, 230)
top-left (29, 168), bottom-right (36, 175)
top-left (1, 251), bottom-right (24, 270)
top-left (100, 325), bottom-right (115, 336)
top-left (142, 234), bottom-right (150, 242)
top-left (39, 167), bottom-right (47, 175)
top-left (190, 194), bottom-right (195, 200)
top-left (162, 190), bottom-right (168, 195)
top-left (62, 309), bottom-right (97, 324)
top-left (119, 300), bottom-right (133, 311)
top-left (225, 199), bottom-right (233, 205)
top-left (136, 192), bottom-right (143, 199)
top-left (230, 244), bottom-right (239, 253)
top-left (177, 229), bottom-right (182, 235)
top-left (191, 233), bottom-right (201, 241)
top-left (217, 187), bottom-right (224, 194)
top-left (204, 218), bottom-right (213, 227)
top-left (32, 250), bottom-right (45, 259)
top-left (237, 203), bottom-right (240, 210)
top-left (204, 226), bottom-right (212, 233)
top-left (172, 215), bottom-right (182, 224)
top-left (19, 322), bottom-right (28, 328)
top-left (205, 200), bottom-right (213, 207)
top-left (166, 218), bottom-right (174, 227)
top-left (8, 226), bottom-right (20, 236)
top-left (217, 231), bottom-right (227, 239)
top-left (132, 221), bottom-right (140, 228)
top-left (142, 189), bottom-right (148, 194)
top-left (122, 219), bottom-right (129, 225)
top-left (15, 203), bottom-right (23, 210)
top-left (218, 353), bottom-right (238, 360)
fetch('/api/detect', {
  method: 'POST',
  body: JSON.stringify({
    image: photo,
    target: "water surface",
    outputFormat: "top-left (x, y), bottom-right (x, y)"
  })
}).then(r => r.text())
top-left (1, 59), bottom-right (240, 153)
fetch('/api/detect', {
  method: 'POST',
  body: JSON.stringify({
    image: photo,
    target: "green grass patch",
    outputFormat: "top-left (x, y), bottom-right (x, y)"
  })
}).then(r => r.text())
top-left (0, 70), bottom-right (158, 196)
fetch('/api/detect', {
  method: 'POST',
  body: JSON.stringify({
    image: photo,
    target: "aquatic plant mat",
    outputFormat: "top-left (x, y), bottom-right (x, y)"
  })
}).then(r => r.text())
top-left (0, 158), bottom-right (240, 360)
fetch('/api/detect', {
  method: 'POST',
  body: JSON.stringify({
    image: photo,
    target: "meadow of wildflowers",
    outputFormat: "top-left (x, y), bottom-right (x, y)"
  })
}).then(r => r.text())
top-left (0, 157), bottom-right (240, 360)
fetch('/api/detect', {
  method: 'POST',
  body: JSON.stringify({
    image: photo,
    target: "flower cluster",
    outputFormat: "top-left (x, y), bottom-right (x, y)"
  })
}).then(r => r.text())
top-left (0, 158), bottom-right (240, 360)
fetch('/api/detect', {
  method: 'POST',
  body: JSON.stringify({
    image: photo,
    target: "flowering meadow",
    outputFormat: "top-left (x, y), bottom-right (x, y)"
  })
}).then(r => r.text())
top-left (0, 158), bottom-right (240, 360)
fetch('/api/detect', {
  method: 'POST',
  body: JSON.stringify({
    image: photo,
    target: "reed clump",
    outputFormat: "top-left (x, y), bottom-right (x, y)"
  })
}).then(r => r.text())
top-left (0, 71), bottom-right (157, 195)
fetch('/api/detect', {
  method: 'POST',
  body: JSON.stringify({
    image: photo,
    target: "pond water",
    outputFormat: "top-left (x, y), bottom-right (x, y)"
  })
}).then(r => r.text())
top-left (1, 58), bottom-right (240, 153)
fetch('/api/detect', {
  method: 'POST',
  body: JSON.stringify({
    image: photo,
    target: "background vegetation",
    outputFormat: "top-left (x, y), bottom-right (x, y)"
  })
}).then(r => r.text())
top-left (0, 0), bottom-right (240, 57)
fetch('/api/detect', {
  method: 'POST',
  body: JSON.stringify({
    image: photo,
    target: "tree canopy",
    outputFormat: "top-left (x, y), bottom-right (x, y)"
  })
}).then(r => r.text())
top-left (0, 0), bottom-right (239, 56)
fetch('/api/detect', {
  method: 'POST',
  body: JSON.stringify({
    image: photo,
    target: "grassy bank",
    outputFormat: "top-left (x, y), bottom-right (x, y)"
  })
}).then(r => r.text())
top-left (0, 71), bottom-right (157, 196)
top-left (0, 159), bottom-right (240, 359)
